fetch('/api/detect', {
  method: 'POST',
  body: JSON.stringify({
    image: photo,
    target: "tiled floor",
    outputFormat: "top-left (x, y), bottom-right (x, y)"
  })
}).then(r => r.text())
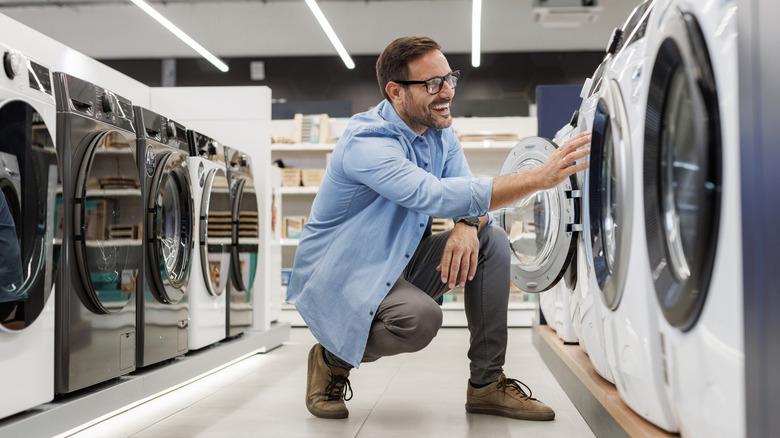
top-left (71, 328), bottom-right (594, 438)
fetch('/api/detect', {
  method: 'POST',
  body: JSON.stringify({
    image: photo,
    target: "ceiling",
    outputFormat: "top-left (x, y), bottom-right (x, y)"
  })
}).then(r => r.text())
top-left (0, 0), bottom-right (640, 59)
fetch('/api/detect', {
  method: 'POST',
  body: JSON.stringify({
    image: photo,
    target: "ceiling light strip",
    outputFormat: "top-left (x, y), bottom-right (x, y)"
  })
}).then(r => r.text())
top-left (128, 0), bottom-right (229, 72)
top-left (304, 0), bottom-right (355, 70)
top-left (472, 0), bottom-right (482, 67)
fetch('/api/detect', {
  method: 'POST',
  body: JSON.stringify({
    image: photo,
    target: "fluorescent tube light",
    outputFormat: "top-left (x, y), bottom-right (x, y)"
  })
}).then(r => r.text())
top-left (472, 0), bottom-right (482, 67)
top-left (304, 0), bottom-right (355, 70)
top-left (128, 0), bottom-right (229, 73)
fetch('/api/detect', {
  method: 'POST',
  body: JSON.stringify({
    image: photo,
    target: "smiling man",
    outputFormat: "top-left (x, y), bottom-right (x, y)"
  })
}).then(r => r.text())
top-left (287, 36), bottom-right (590, 421)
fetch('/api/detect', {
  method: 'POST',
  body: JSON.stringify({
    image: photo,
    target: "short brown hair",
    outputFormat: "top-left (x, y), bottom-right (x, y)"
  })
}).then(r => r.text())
top-left (376, 36), bottom-right (442, 101)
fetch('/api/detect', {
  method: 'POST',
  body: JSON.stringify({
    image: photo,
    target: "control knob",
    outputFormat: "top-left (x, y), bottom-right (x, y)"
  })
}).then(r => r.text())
top-left (101, 93), bottom-right (116, 114)
top-left (3, 51), bottom-right (24, 80)
top-left (166, 120), bottom-right (176, 139)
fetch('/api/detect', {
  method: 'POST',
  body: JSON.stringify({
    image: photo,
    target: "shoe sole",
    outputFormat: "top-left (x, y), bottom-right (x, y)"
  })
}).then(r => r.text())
top-left (465, 403), bottom-right (555, 421)
top-left (306, 345), bottom-right (349, 420)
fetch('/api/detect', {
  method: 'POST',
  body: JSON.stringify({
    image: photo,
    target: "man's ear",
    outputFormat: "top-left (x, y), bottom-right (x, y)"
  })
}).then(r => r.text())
top-left (385, 81), bottom-right (403, 104)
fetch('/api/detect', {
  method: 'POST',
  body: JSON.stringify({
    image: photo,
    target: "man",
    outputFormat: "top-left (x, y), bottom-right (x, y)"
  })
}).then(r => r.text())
top-left (287, 36), bottom-right (590, 421)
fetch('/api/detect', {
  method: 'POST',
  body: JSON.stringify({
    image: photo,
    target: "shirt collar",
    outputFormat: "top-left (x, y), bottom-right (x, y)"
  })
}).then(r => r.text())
top-left (377, 100), bottom-right (443, 143)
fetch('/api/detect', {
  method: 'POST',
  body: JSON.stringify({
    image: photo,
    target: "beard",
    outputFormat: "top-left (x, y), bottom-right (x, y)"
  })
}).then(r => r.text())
top-left (402, 97), bottom-right (453, 131)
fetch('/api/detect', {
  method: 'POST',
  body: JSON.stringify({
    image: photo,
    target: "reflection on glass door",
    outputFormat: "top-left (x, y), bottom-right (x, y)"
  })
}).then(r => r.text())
top-left (201, 168), bottom-right (230, 296)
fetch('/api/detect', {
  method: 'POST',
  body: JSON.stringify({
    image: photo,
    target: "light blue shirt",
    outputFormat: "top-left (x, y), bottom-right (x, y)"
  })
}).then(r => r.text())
top-left (287, 100), bottom-right (494, 367)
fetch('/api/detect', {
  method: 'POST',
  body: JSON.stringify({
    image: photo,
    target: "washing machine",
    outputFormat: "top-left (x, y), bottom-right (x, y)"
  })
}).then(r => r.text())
top-left (223, 146), bottom-right (257, 338)
top-left (186, 130), bottom-right (230, 350)
top-left (54, 73), bottom-right (141, 393)
top-left (642, 1), bottom-right (742, 436)
top-left (0, 46), bottom-right (58, 418)
top-left (496, 134), bottom-right (582, 345)
top-left (134, 107), bottom-right (193, 367)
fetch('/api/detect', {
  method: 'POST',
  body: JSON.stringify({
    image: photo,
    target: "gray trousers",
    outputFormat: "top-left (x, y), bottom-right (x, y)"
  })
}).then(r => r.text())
top-left (325, 225), bottom-right (511, 386)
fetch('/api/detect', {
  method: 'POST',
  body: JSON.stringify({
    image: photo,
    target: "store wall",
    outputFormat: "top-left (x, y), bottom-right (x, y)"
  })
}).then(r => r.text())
top-left (102, 51), bottom-right (604, 118)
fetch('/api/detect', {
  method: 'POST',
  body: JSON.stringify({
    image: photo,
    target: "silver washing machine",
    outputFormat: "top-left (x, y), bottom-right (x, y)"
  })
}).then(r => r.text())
top-left (54, 73), bottom-right (142, 393)
top-left (224, 147), bottom-right (257, 337)
top-left (134, 107), bottom-right (193, 367)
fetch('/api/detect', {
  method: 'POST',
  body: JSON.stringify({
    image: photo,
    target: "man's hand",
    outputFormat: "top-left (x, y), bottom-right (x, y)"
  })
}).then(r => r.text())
top-left (532, 132), bottom-right (591, 190)
top-left (436, 222), bottom-right (479, 289)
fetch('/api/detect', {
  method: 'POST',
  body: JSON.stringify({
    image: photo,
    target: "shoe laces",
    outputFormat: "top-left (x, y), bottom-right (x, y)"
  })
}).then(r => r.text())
top-left (325, 373), bottom-right (353, 402)
top-left (498, 376), bottom-right (536, 400)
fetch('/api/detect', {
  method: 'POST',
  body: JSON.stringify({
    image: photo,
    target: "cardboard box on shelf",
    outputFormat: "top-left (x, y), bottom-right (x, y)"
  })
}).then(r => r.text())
top-left (282, 216), bottom-right (307, 239)
top-left (301, 168), bottom-right (325, 187)
top-left (281, 168), bottom-right (302, 187)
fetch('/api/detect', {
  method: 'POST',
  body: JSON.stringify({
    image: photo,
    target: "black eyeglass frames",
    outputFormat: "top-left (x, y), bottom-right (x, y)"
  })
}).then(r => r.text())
top-left (393, 70), bottom-right (460, 95)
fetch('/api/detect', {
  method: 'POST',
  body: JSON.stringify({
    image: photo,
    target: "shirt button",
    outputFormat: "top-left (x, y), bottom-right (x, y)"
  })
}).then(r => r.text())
top-left (386, 282), bottom-right (391, 287)
top-left (419, 224), bottom-right (425, 228)
top-left (369, 311), bottom-right (374, 316)
top-left (405, 254), bottom-right (410, 258)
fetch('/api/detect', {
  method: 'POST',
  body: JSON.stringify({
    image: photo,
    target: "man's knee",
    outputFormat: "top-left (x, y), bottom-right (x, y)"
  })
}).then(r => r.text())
top-left (399, 300), bottom-right (443, 352)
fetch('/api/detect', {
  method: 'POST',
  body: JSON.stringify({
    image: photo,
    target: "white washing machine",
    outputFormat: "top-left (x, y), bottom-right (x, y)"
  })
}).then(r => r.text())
top-left (0, 46), bottom-right (59, 418)
top-left (642, 1), bottom-right (742, 436)
top-left (186, 130), bottom-right (230, 350)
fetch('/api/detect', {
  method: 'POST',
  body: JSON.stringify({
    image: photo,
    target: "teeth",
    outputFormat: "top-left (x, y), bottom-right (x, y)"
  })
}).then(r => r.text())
top-left (433, 103), bottom-right (450, 110)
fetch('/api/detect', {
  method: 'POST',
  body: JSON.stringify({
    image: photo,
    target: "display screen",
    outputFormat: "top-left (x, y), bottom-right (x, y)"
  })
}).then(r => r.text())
top-left (27, 60), bottom-right (52, 95)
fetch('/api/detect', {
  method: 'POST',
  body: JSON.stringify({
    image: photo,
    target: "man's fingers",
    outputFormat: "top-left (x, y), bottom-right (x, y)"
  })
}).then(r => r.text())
top-left (562, 147), bottom-right (591, 167)
top-left (468, 252), bottom-right (478, 281)
top-left (440, 249), bottom-right (453, 283)
top-left (561, 132), bottom-right (592, 153)
top-left (448, 251), bottom-right (463, 289)
top-left (458, 254), bottom-right (470, 287)
top-left (564, 161), bottom-right (590, 176)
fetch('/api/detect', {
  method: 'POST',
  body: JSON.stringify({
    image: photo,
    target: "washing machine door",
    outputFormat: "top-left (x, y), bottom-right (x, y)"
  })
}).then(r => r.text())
top-left (229, 176), bottom-right (259, 294)
top-left (588, 80), bottom-right (633, 310)
top-left (147, 152), bottom-right (193, 304)
top-left (643, 9), bottom-right (721, 331)
top-left (497, 137), bottom-right (581, 293)
top-left (74, 131), bottom-right (142, 314)
top-left (0, 101), bottom-right (58, 330)
top-left (199, 166), bottom-right (230, 296)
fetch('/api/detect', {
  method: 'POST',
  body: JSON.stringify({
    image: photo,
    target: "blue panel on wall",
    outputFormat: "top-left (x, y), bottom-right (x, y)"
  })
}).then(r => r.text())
top-left (536, 85), bottom-right (583, 140)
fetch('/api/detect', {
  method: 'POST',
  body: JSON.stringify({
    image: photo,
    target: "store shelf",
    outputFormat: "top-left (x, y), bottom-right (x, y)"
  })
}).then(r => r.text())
top-left (86, 188), bottom-right (142, 197)
top-left (279, 186), bottom-right (318, 195)
top-left (460, 140), bottom-right (519, 150)
top-left (533, 322), bottom-right (676, 438)
top-left (280, 239), bottom-right (299, 247)
top-left (271, 143), bottom-right (335, 152)
top-left (85, 239), bottom-right (142, 247)
top-left (0, 322), bottom-right (291, 438)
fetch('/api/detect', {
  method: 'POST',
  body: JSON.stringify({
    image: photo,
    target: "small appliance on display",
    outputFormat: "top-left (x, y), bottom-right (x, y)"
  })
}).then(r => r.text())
top-left (134, 107), bottom-right (193, 367)
top-left (495, 135), bottom-right (582, 344)
top-left (185, 130), bottom-right (230, 350)
top-left (0, 45), bottom-right (59, 419)
top-left (223, 146), bottom-right (258, 338)
top-left (53, 73), bottom-right (141, 394)
top-left (642, 1), bottom-right (743, 436)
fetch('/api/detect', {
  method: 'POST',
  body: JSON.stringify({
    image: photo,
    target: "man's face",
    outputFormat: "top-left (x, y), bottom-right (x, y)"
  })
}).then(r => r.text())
top-left (396, 50), bottom-right (455, 132)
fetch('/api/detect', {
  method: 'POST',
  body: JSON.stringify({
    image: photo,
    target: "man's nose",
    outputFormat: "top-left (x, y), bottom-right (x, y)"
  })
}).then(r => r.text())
top-left (438, 80), bottom-right (455, 99)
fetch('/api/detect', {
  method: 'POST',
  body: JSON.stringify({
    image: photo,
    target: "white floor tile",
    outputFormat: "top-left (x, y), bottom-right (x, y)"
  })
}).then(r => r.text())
top-left (71, 328), bottom-right (593, 438)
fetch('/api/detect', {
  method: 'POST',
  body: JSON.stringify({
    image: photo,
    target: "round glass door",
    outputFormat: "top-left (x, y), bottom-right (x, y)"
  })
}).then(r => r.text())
top-left (498, 137), bottom-right (580, 293)
top-left (200, 167), bottom-right (230, 296)
top-left (75, 131), bottom-right (142, 313)
top-left (230, 177), bottom-right (259, 295)
top-left (148, 152), bottom-right (193, 304)
top-left (644, 10), bottom-right (721, 330)
top-left (589, 80), bottom-right (633, 310)
top-left (0, 102), bottom-right (58, 330)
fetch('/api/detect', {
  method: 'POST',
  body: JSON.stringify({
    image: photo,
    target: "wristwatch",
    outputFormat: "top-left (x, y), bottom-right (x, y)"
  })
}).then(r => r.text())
top-left (455, 216), bottom-right (480, 229)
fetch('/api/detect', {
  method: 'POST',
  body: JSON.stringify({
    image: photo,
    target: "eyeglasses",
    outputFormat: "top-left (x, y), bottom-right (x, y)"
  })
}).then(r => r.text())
top-left (394, 70), bottom-right (460, 95)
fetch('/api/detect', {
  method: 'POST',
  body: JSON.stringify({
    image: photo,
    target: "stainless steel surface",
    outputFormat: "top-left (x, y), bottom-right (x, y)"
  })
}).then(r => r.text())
top-left (223, 146), bottom-right (255, 338)
top-left (54, 72), bottom-right (139, 394)
top-left (135, 107), bottom-right (192, 368)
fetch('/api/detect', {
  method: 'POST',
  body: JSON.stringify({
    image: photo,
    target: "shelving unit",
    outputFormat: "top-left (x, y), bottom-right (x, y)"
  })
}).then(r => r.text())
top-left (270, 116), bottom-right (538, 328)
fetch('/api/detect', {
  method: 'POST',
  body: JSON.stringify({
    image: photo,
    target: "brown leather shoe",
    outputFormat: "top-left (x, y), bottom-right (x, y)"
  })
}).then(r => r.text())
top-left (305, 344), bottom-right (352, 419)
top-left (465, 374), bottom-right (555, 421)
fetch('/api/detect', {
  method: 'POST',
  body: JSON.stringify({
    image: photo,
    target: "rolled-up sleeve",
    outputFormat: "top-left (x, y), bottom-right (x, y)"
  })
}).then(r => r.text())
top-left (442, 133), bottom-right (496, 226)
top-left (342, 130), bottom-right (493, 218)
